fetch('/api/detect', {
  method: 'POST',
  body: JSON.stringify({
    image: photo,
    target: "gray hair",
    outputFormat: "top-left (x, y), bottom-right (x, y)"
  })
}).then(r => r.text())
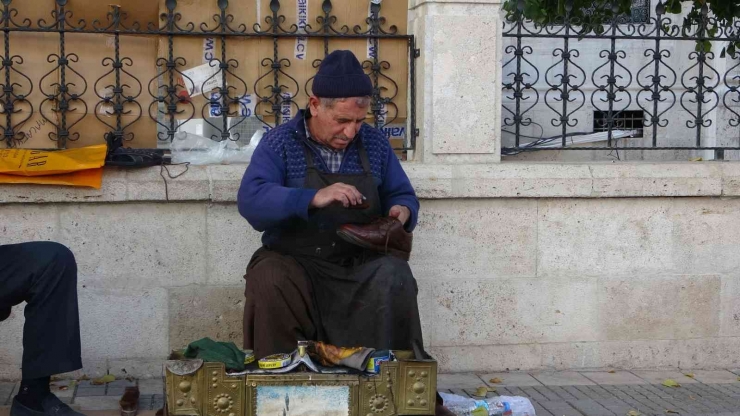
top-left (319, 96), bottom-right (372, 109)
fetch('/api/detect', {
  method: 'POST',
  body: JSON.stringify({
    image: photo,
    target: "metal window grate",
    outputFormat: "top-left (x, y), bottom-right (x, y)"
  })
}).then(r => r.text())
top-left (593, 110), bottom-right (644, 136)
top-left (0, 0), bottom-right (417, 154)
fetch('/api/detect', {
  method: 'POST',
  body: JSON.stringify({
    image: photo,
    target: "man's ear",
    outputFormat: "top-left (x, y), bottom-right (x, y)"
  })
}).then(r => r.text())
top-left (308, 96), bottom-right (321, 117)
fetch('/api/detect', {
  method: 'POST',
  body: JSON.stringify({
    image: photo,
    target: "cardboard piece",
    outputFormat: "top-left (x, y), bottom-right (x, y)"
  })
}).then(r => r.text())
top-left (2, 31), bottom-right (59, 148)
top-left (254, 0), bottom-right (409, 123)
top-left (63, 32), bottom-right (159, 149)
top-left (65, 0), bottom-right (160, 31)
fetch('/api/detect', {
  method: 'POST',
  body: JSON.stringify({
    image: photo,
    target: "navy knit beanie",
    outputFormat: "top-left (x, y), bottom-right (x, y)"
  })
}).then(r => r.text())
top-left (312, 50), bottom-right (373, 98)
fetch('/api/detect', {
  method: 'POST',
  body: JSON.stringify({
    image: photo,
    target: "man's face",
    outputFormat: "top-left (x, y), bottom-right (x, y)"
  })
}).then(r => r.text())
top-left (308, 97), bottom-right (369, 150)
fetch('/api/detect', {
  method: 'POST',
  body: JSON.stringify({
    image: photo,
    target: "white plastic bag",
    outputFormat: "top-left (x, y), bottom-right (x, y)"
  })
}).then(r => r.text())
top-left (171, 129), bottom-right (262, 165)
top-left (438, 392), bottom-right (536, 416)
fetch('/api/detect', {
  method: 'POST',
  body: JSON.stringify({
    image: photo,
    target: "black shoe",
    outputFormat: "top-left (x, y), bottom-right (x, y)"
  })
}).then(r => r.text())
top-left (11, 394), bottom-right (86, 416)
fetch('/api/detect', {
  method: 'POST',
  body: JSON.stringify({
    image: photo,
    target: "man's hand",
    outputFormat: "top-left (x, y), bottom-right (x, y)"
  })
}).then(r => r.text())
top-left (310, 182), bottom-right (365, 208)
top-left (389, 205), bottom-right (411, 225)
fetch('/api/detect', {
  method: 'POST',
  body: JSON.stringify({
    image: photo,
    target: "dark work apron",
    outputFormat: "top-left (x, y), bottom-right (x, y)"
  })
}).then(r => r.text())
top-left (268, 132), bottom-right (424, 350)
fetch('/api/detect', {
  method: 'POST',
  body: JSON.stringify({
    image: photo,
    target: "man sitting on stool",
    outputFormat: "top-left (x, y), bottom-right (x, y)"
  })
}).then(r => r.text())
top-left (1, 242), bottom-right (86, 416)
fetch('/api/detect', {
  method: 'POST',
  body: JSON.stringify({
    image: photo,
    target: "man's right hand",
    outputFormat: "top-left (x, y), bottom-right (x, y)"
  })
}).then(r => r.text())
top-left (310, 183), bottom-right (365, 208)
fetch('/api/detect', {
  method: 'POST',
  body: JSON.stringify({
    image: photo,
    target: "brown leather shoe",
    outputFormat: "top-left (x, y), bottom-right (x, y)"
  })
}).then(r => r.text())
top-left (337, 217), bottom-right (412, 261)
top-left (120, 386), bottom-right (139, 416)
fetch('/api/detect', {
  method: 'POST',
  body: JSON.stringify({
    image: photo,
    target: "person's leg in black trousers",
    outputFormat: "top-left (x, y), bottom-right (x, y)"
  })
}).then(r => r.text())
top-left (0, 242), bottom-right (85, 415)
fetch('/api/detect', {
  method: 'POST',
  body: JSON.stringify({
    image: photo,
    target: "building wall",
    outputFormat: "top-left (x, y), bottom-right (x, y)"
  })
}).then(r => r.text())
top-left (2, 164), bottom-right (740, 379)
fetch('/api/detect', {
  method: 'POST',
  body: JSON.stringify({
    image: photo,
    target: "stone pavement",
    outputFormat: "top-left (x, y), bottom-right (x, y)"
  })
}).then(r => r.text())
top-left (439, 369), bottom-right (740, 416)
top-left (0, 378), bottom-right (164, 411)
top-left (1, 370), bottom-right (739, 414)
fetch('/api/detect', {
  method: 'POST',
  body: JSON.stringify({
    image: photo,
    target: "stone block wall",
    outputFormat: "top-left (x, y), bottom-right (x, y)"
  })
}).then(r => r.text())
top-left (2, 163), bottom-right (740, 379)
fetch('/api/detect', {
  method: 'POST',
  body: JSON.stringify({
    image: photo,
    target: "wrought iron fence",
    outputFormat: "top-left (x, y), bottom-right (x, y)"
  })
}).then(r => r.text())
top-left (0, 0), bottom-right (416, 153)
top-left (501, 0), bottom-right (740, 157)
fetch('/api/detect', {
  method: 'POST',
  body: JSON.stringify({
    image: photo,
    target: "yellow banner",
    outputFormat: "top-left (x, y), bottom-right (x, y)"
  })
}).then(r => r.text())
top-left (0, 145), bottom-right (106, 177)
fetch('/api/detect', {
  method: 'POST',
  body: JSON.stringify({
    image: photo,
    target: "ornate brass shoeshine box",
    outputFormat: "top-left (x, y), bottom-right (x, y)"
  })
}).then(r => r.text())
top-left (164, 350), bottom-right (437, 416)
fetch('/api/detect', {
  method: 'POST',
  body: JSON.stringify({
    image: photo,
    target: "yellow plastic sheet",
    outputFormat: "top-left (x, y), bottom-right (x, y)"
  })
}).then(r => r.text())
top-left (0, 145), bottom-right (107, 189)
top-left (0, 145), bottom-right (106, 176)
top-left (0, 168), bottom-right (103, 189)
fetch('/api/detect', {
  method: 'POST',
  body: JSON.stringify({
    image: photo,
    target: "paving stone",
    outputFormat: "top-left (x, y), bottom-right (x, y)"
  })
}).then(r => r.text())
top-left (74, 380), bottom-right (107, 397)
top-left (479, 372), bottom-right (542, 387)
top-left (137, 378), bottom-right (164, 395)
top-left (594, 398), bottom-right (636, 415)
top-left (531, 371), bottom-right (596, 386)
top-left (72, 396), bottom-right (121, 410)
top-left (631, 370), bottom-right (700, 385)
top-left (530, 401), bottom-right (554, 416)
top-left (547, 385), bottom-right (578, 401)
top-left (137, 395), bottom-right (153, 410)
top-left (437, 373), bottom-right (483, 389)
top-left (687, 370), bottom-right (740, 384)
top-left (537, 400), bottom-right (584, 416)
top-left (529, 386), bottom-right (561, 401)
top-left (563, 385), bottom-right (591, 400)
top-left (581, 371), bottom-right (648, 385)
top-left (519, 386), bottom-right (549, 402)
top-left (567, 399), bottom-right (616, 416)
top-left (151, 395), bottom-right (164, 410)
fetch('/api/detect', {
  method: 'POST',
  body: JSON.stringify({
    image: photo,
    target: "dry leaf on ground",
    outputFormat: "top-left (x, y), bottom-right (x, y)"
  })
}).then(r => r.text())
top-left (662, 379), bottom-right (681, 388)
top-left (489, 377), bottom-right (504, 384)
top-left (473, 386), bottom-right (488, 397)
top-left (627, 410), bottom-right (641, 416)
top-left (684, 373), bottom-right (695, 378)
top-left (91, 374), bottom-right (116, 385)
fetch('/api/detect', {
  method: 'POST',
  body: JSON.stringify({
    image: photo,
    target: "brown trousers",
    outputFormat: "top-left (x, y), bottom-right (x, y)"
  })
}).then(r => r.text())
top-left (243, 247), bottom-right (423, 360)
top-left (242, 249), bottom-right (321, 359)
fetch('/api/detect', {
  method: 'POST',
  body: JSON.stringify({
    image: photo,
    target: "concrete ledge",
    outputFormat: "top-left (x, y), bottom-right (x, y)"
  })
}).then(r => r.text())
top-left (1, 162), bottom-right (740, 204)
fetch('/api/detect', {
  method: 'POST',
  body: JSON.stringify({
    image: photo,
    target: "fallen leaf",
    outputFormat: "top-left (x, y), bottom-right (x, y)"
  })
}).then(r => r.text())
top-left (489, 377), bottom-right (504, 384)
top-left (665, 410), bottom-right (679, 414)
top-left (58, 386), bottom-right (68, 391)
top-left (608, 370), bottom-right (616, 374)
top-left (473, 386), bottom-right (488, 397)
top-left (91, 374), bottom-right (116, 385)
top-left (684, 373), bottom-right (695, 378)
top-left (487, 387), bottom-right (497, 393)
top-left (690, 157), bottom-right (703, 162)
top-left (627, 411), bottom-right (642, 416)
top-left (662, 379), bottom-right (681, 388)
top-left (737, 377), bottom-right (740, 382)
top-left (689, 395), bottom-right (696, 401)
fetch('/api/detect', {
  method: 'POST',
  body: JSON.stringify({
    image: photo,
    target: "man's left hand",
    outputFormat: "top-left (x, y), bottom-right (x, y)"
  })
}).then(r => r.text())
top-left (389, 205), bottom-right (411, 225)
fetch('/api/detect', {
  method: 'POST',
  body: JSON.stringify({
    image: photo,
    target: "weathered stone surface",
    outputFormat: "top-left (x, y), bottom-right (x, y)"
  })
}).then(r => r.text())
top-left (590, 163), bottom-right (721, 197)
top-left (206, 204), bottom-right (262, 285)
top-left (431, 278), bottom-right (600, 346)
top-left (209, 165), bottom-right (246, 203)
top-left (720, 275), bottom-right (740, 337)
top-left (403, 164), bottom-right (453, 199)
top-left (126, 165), bottom-right (209, 201)
top-left (537, 199), bottom-right (675, 277)
top-left (598, 275), bottom-right (721, 340)
top-left (0, 204), bottom-right (59, 243)
top-left (452, 164), bottom-right (592, 198)
top-left (59, 203), bottom-right (207, 289)
top-left (410, 199), bottom-right (537, 279)
top-left (0, 308), bottom-right (23, 380)
top-left (531, 371), bottom-right (596, 386)
top-left (679, 337), bottom-right (740, 369)
top-left (168, 285), bottom-right (244, 351)
top-left (428, 344), bottom-right (542, 373)
top-left (108, 358), bottom-right (164, 379)
top-left (78, 287), bottom-right (168, 361)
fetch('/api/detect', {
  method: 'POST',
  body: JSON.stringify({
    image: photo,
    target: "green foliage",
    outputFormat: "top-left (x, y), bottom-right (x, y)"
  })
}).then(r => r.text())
top-left (503, 0), bottom-right (740, 56)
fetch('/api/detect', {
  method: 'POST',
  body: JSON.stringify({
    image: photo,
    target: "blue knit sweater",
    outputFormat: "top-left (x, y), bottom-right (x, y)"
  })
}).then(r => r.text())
top-left (237, 111), bottom-right (420, 247)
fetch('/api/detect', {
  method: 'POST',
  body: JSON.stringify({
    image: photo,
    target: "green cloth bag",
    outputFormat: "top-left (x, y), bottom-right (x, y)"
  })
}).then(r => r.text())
top-left (183, 337), bottom-right (246, 371)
